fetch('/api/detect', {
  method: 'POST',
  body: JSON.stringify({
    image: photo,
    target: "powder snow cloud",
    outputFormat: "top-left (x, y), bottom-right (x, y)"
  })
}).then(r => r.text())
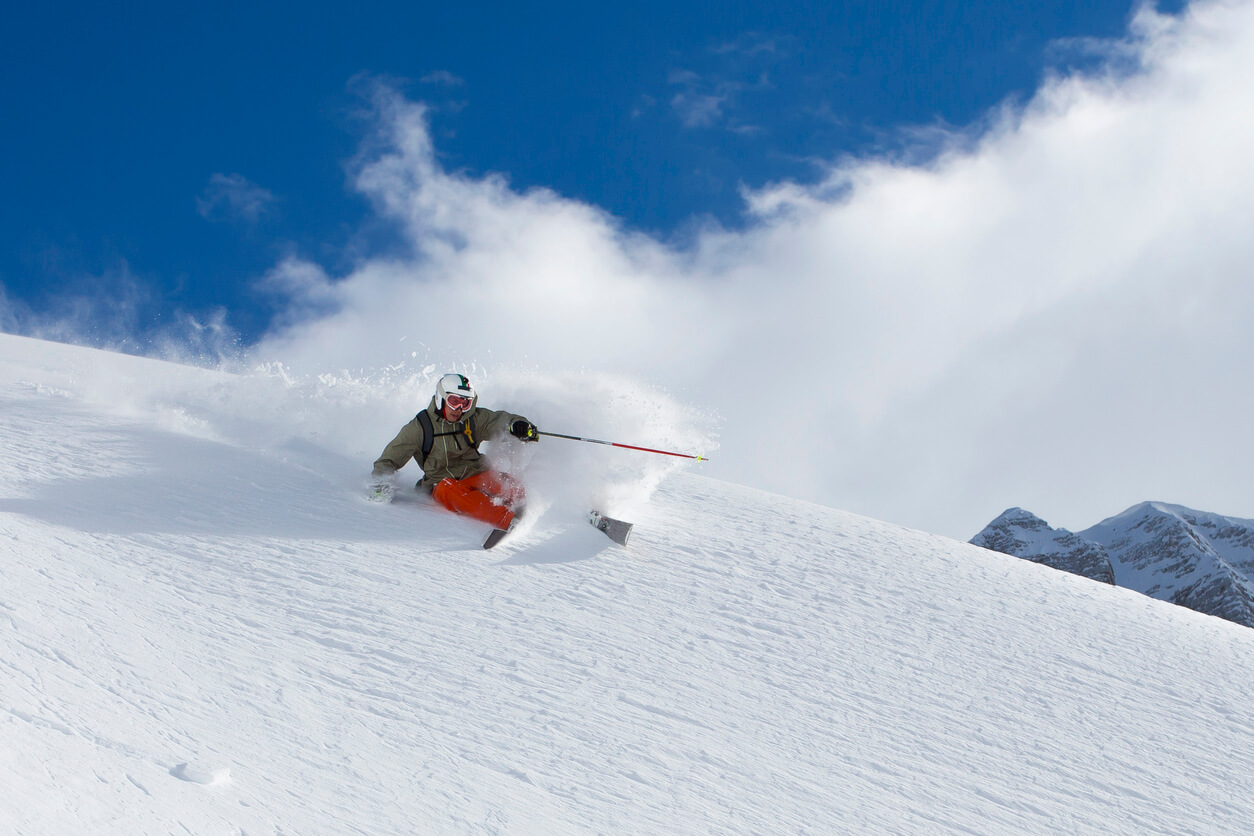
top-left (255, 0), bottom-right (1254, 539)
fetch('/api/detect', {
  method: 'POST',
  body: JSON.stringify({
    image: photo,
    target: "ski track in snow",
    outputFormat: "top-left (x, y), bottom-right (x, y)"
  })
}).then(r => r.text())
top-left (2, 333), bottom-right (1254, 835)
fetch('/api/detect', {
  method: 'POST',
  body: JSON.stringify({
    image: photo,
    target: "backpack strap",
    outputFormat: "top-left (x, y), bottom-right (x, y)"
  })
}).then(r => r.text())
top-left (416, 410), bottom-right (435, 467)
top-left (415, 410), bottom-right (479, 467)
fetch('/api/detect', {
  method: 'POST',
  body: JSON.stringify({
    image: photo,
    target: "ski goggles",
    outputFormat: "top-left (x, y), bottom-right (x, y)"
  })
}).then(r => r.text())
top-left (445, 393), bottom-right (473, 410)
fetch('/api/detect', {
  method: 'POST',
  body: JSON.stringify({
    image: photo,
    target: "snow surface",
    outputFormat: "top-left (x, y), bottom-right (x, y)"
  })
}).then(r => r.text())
top-left (3, 333), bottom-right (1254, 835)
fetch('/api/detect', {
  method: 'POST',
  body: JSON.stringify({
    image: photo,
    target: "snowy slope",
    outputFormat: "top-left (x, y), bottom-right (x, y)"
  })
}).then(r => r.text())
top-left (3, 334), bottom-right (1254, 835)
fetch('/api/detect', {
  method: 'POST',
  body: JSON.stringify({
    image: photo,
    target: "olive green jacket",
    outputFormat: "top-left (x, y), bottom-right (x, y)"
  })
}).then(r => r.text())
top-left (372, 396), bottom-right (527, 491)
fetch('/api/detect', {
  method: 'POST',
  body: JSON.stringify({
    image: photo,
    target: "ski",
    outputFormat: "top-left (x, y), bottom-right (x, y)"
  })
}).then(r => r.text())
top-left (484, 508), bottom-right (526, 550)
top-left (482, 526), bottom-right (512, 550)
top-left (588, 510), bottom-right (632, 547)
top-left (486, 511), bottom-right (632, 549)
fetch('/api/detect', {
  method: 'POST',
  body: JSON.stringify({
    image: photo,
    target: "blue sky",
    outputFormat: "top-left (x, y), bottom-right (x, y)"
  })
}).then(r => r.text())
top-left (9, 0), bottom-right (1254, 541)
top-left (1, 0), bottom-right (1179, 343)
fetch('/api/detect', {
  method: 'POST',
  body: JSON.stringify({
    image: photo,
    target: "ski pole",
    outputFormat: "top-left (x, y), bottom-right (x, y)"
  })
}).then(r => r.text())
top-left (537, 431), bottom-right (709, 461)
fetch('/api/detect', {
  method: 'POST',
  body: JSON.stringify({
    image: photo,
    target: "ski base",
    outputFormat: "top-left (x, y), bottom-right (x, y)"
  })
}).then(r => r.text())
top-left (483, 527), bottom-right (512, 550)
top-left (588, 510), bottom-right (633, 547)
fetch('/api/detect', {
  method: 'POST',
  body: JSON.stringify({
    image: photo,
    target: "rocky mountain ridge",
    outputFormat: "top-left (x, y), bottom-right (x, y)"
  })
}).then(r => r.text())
top-left (972, 502), bottom-right (1254, 628)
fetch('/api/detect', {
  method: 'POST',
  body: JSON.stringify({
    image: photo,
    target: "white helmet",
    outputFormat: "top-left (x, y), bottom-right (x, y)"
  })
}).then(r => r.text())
top-left (436, 373), bottom-right (477, 412)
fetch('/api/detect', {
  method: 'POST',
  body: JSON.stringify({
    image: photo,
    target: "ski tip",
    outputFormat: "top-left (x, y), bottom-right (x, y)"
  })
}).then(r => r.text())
top-left (588, 509), bottom-right (633, 547)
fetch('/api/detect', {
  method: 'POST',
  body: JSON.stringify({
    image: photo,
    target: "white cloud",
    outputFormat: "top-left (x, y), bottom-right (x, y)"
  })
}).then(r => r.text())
top-left (197, 173), bottom-right (277, 223)
top-left (420, 70), bottom-right (466, 87)
top-left (666, 68), bottom-right (756, 129)
top-left (710, 34), bottom-right (780, 58)
top-left (663, 35), bottom-right (785, 131)
top-left (670, 89), bottom-right (732, 128)
top-left (256, 0), bottom-right (1254, 539)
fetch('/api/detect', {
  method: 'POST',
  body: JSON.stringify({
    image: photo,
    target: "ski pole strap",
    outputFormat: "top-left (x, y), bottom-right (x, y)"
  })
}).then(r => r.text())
top-left (537, 431), bottom-right (708, 461)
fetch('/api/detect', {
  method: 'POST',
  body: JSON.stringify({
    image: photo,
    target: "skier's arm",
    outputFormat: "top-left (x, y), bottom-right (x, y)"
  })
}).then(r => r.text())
top-left (372, 417), bottom-right (423, 477)
top-left (475, 408), bottom-right (536, 442)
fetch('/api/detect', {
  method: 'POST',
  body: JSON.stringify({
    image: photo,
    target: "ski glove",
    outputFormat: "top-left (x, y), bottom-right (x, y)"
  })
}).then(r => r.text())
top-left (510, 420), bottom-right (539, 442)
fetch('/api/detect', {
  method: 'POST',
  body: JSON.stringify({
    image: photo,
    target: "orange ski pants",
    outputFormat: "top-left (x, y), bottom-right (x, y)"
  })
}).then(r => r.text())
top-left (432, 471), bottom-right (525, 530)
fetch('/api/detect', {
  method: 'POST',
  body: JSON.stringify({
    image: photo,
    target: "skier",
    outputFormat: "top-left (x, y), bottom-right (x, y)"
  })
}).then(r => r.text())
top-left (370, 373), bottom-right (539, 537)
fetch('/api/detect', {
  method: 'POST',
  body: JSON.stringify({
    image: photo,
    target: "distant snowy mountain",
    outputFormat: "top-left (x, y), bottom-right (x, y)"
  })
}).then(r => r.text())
top-left (972, 502), bottom-right (1254, 628)
top-left (970, 508), bottom-right (1115, 584)
top-left (5, 333), bottom-right (1254, 835)
top-left (1086, 502), bottom-right (1254, 628)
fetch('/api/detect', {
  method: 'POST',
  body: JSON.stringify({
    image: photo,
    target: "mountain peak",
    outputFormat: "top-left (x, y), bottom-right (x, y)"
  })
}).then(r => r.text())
top-left (971, 509), bottom-right (1114, 585)
top-left (974, 500), bottom-right (1254, 629)
top-left (1096, 500), bottom-right (1191, 527)
top-left (990, 506), bottom-right (1047, 525)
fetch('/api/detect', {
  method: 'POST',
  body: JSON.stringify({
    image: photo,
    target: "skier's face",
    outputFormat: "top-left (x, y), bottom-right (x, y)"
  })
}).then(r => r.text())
top-left (442, 393), bottom-right (472, 421)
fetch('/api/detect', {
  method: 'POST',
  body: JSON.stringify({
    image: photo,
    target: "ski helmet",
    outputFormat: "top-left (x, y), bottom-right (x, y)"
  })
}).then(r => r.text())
top-left (436, 373), bottom-right (477, 413)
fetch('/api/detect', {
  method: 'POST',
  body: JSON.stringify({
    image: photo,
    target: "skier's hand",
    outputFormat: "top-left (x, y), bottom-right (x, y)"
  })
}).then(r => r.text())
top-left (368, 480), bottom-right (395, 503)
top-left (510, 420), bottom-right (539, 442)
